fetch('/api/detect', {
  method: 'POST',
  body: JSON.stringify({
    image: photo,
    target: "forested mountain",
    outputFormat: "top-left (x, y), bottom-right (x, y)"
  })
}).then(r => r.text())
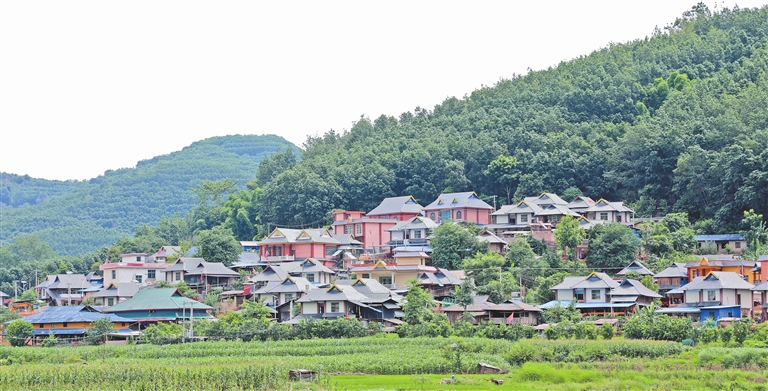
top-left (258, 5), bottom-right (768, 230)
top-left (0, 135), bottom-right (298, 254)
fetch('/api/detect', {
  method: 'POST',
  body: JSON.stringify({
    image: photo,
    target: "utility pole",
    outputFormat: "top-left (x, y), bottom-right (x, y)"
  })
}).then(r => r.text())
top-left (490, 195), bottom-right (497, 211)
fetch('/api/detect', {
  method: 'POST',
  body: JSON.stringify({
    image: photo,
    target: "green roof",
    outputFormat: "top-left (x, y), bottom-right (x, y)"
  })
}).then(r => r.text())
top-left (103, 288), bottom-right (213, 312)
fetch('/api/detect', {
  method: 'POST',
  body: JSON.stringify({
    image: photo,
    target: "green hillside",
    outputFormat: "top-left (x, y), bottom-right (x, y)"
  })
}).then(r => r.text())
top-left (0, 134), bottom-right (298, 254)
top-left (258, 5), bottom-right (768, 230)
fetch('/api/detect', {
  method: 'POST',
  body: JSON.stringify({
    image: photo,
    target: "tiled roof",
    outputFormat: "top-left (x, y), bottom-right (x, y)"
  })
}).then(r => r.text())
top-left (524, 193), bottom-right (568, 206)
top-left (682, 272), bottom-right (754, 291)
top-left (91, 283), bottom-right (140, 298)
top-left (103, 288), bottom-right (212, 312)
top-left (617, 261), bottom-right (655, 276)
top-left (654, 263), bottom-right (688, 278)
top-left (611, 279), bottom-right (662, 298)
top-left (422, 192), bottom-right (493, 211)
top-left (259, 228), bottom-right (340, 245)
top-left (367, 196), bottom-right (423, 216)
top-left (387, 216), bottom-right (438, 231)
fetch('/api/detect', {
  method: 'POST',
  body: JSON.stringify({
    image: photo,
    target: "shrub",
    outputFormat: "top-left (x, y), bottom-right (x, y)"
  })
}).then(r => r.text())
top-left (600, 323), bottom-right (614, 340)
top-left (5, 320), bottom-right (33, 347)
top-left (41, 333), bottom-right (58, 348)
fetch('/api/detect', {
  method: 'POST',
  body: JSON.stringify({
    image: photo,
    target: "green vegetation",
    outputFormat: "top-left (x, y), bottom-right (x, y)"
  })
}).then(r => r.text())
top-left (0, 135), bottom-right (298, 254)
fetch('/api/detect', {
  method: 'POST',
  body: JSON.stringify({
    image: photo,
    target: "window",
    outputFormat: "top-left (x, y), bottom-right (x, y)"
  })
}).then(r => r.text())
top-left (62, 323), bottom-right (68, 328)
top-left (344, 225), bottom-right (353, 234)
top-left (135, 275), bottom-right (142, 283)
top-left (617, 215), bottom-right (622, 222)
top-left (111, 270), bottom-right (116, 279)
top-left (274, 247), bottom-right (282, 256)
top-left (599, 212), bottom-right (609, 221)
top-left (136, 256), bottom-right (141, 262)
top-left (326, 245), bottom-right (337, 256)
top-left (331, 302), bottom-right (340, 313)
top-left (591, 290), bottom-right (600, 300)
top-left (456, 211), bottom-right (463, 220)
top-left (284, 293), bottom-right (293, 301)
top-left (520, 214), bottom-right (528, 223)
top-left (356, 224), bottom-right (362, 235)
top-left (430, 212), bottom-right (435, 220)
top-left (147, 270), bottom-right (156, 279)
top-left (175, 272), bottom-right (181, 281)
top-left (736, 242), bottom-right (741, 249)
top-left (413, 230), bottom-right (422, 239)
top-left (379, 276), bottom-right (393, 286)
top-left (306, 273), bottom-right (315, 283)
top-left (362, 274), bottom-right (370, 279)
top-left (440, 210), bottom-right (450, 221)
top-left (707, 290), bottom-right (716, 301)
top-left (107, 298), bottom-right (114, 306)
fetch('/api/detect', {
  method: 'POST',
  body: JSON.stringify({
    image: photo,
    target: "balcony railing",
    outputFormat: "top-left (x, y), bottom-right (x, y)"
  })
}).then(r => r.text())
top-left (264, 255), bottom-right (295, 261)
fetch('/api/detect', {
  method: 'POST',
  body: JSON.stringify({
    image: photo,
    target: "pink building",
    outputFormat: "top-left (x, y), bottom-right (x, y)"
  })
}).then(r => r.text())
top-left (331, 196), bottom-right (424, 250)
top-left (421, 192), bottom-right (493, 224)
top-left (258, 228), bottom-right (341, 268)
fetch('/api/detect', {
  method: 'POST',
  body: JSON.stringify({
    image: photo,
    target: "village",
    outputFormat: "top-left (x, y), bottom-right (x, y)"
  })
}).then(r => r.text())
top-left (2, 191), bottom-right (766, 346)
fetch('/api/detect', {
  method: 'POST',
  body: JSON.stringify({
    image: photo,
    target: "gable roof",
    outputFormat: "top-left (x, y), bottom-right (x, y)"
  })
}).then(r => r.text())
top-left (476, 229), bottom-right (506, 244)
top-left (418, 268), bottom-right (463, 287)
top-left (524, 193), bottom-right (568, 206)
top-left (535, 203), bottom-right (580, 217)
top-left (585, 199), bottom-right (634, 213)
top-left (694, 234), bottom-right (745, 242)
top-left (254, 277), bottom-right (315, 294)
top-left (259, 228), bottom-right (341, 245)
top-left (566, 196), bottom-right (595, 210)
top-left (297, 282), bottom-right (369, 303)
top-left (367, 196), bottom-right (424, 216)
top-left (103, 288), bottom-right (212, 312)
top-left (19, 306), bottom-right (132, 324)
top-left (422, 192), bottom-right (493, 211)
top-left (387, 216), bottom-right (438, 231)
top-left (682, 271), bottom-right (754, 291)
top-left (37, 274), bottom-right (91, 290)
top-left (551, 272), bottom-right (619, 290)
top-left (617, 260), bottom-right (655, 276)
top-left (610, 279), bottom-right (662, 299)
top-left (654, 263), bottom-right (688, 278)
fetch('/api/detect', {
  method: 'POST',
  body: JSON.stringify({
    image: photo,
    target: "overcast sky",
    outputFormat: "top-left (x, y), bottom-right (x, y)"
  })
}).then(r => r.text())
top-left (1, 0), bottom-right (765, 181)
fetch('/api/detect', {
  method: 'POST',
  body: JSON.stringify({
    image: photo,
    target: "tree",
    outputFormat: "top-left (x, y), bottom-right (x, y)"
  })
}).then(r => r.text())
top-left (430, 223), bottom-right (488, 269)
top-left (19, 288), bottom-right (37, 300)
top-left (743, 209), bottom-right (768, 257)
top-left (554, 216), bottom-right (586, 258)
top-left (221, 181), bottom-right (264, 241)
top-left (507, 239), bottom-right (548, 291)
top-left (585, 223), bottom-right (641, 270)
top-left (484, 154), bottom-right (520, 204)
top-left (196, 226), bottom-right (242, 267)
top-left (85, 317), bottom-right (115, 345)
top-left (452, 278), bottom-right (475, 311)
top-left (260, 167), bottom-right (343, 227)
top-left (402, 280), bottom-right (435, 325)
top-left (6, 319), bottom-right (33, 347)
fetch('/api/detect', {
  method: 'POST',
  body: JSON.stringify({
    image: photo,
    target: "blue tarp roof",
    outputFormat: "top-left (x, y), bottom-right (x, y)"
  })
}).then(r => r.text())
top-left (694, 234), bottom-right (744, 241)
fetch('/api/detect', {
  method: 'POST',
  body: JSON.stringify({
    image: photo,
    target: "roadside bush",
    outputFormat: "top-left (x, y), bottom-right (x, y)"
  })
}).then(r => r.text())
top-left (600, 323), bottom-right (614, 340)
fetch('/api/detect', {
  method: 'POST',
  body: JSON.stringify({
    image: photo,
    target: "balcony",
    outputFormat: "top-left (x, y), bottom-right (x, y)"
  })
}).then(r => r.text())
top-left (264, 255), bottom-right (295, 261)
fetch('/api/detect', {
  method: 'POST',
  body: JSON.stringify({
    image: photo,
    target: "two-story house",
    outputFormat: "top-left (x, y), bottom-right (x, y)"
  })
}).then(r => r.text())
top-left (163, 258), bottom-right (240, 291)
top-left (542, 272), bottom-right (624, 316)
top-left (386, 216), bottom-right (437, 248)
top-left (654, 262), bottom-right (688, 304)
top-left (36, 273), bottom-right (93, 306)
top-left (583, 199), bottom-right (634, 224)
top-left (258, 228), bottom-right (342, 267)
top-left (100, 253), bottom-right (168, 287)
top-left (252, 276), bottom-right (315, 321)
top-left (657, 271), bottom-right (754, 320)
top-left (91, 282), bottom-right (140, 307)
top-left (490, 201), bottom-right (544, 232)
top-left (422, 192), bottom-right (493, 224)
top-left (293, 281), bottom-right (395, 323)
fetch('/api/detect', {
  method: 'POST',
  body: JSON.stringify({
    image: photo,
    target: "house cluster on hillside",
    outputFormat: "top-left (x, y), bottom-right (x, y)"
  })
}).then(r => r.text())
top-left (3, 190), bottom-right (762, 344)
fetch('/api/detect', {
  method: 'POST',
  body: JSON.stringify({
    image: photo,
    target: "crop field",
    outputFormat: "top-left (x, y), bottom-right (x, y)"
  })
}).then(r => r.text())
top-left (1, 337), bottom-right (767, 390)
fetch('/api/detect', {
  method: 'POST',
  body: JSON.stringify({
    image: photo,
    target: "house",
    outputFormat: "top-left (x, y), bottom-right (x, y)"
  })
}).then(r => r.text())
top-left (294, 282), bottom-right (394, 322)
top-left (694, 234), bottom-right (746, 255)
top-left (751, 279), bottom-right (768, 320)
top-left (91, 282), bottom-right (140, 307)
top-left (230, 251), bottom-right (263, 273)
top-left (654, 262), bottom-right (689, 304)
top-left (542, 272), bottom-right (633, 316)
top-left (524, 193), bottom-right (569, 209)
top-left (84, 272), bottom-right (103, 286)
top-left (753, 254), bottom-right (768, 284)
top-left (609, 279), bottom-right (662, 306)
top-left (36, 273), bottom-right (92, 306)
top-left (0, 291), bottom-right (9, 307)
top-left (442, 296), bottom-right (541, 325)
top-left (366, 195), bottom-right (424, 221)
top-left (258, 228), bottom-right (342, 267)
top-left (685, 257), bottom-right (758, 283)
top-left (331, 211), bottom-right (399, 251)
top-left (249, 258), bottom-right (336, 287)
top-left (476, 229), bottom-right (508, 255)
top-left (534, 204), bottom-right (580, 225)
top-left (331, 234), bottom-right (364, 269)
top-left (422, 192), bottom-right (493, 224)
top-left (385, 216), bottom-right (437, 248)
top-left (660, 271), bottom-right (754, 319)
top-left (617, 260), bottom-right (655, 277)
top-left (565, 196), bottom-right (596, 215)
top-left (103, 288), bottom-right (215, 323)
top-left (16, 305), bottom-right (133, 341)
top-left (163, 258), bottom-right (240, 291)
top-left (490, 201), bottom-right (543, 231)
top-left (100, 253), bottom-right (168, 287)
top-left (252, 276), bottom-right (315, 321)
top-left (583, 199), bottom-right (634, 224)
top-left (416, 269), bottom-right (464, 301)
top-left (249, 264), bottom-right (290, 288)
top-left (350, 260), bottom-right (434, 290)
top-left (334, 279), bottom-right (404, 320)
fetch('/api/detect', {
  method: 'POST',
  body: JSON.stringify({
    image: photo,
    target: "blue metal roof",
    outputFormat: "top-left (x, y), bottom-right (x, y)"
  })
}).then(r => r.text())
top-left (694, 234), bottom-right (745, 241)
top-left (19, 306), bottom-right (132, 324)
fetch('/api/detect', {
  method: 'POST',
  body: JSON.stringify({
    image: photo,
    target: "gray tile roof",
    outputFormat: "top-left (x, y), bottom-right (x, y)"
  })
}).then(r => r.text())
top-left (654, 263), bottom-right (688, 278)
top-left (566, 196), bottom-right (595, 210)
top-left (682, 272), bottom-right (754, 291)
top-left (551, 273), bottom-right (619, 290)
top-left (611, 279), bottom-right (662, 298)
top-left (249, 265), bottom-right (289, 284)
top-left (422, 192), bottom-right (493, 211)
top-left (367, 196), bottom-right (424, 216)
top-left (535, 204), bottom-right (580, 217)
top-left (584, 199), bottom-right (633, 213)
top-left (253, 277), bottom-right (315, 295)
top-left (386, 216), bottom-right (438, 231)
top-left (418, 268), bottom-right (463, 287)
top-left (617, 261), bottom-right (655, 276)
top-left (297, 283), bottom-right (369, 303)
top-left (91, 283), bottom-right (140, 299)
top-left (523, 193), bottom-right (568, 206)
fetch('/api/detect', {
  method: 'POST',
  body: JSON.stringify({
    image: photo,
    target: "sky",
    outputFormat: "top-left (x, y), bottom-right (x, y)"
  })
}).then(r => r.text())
top-left (1, 0), bottom-right (765, 181)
